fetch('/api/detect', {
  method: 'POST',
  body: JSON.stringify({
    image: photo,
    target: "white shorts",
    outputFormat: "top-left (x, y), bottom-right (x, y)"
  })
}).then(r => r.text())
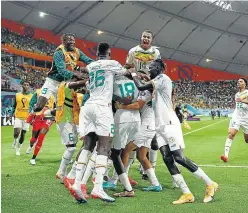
top-left (229, 119), bottom-right (248, 134)
top-left (134, 124), bottom-right (155, 148)
top-left (84, 103), bottom-right (114, 137)
top-left (40, 78), bottom-right (60, 100)
top-left (112, 121), bottom-right (140, 150)
top-left (156, 124), bottom-right (185, 151)
top-left (14, 118), bottom-right (30, 131)
top-left (57, 122), bottom-right (78, 145)
top-left (78, 106), bottom-right (85, 138)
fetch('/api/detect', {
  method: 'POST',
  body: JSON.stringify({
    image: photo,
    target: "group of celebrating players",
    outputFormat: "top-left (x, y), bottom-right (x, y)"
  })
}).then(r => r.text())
top-left (10, 29), bottom-right (248, 205)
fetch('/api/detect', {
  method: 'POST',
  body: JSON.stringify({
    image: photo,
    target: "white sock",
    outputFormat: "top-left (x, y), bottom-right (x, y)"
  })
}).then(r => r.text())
top-left (59, 147), bottom-right (76, 177)
top-left (172, 174), bottom-right (191, 194)
top-left (73, 149), bottom-right (91, 190)
top-left (149, 149), bottom-right (157, 169)
top-left (104, 159), bottom-right (113, 177)
top-left (93, 155), bottom-right (108, 190)
top-left (224, 138), bottom-right (232, 157)
top-left (145, 168), bottom-right (159, 186)
top-left (17, 143), bottom-right (22, 149)
top-left (13, 138), bottom-right (18, 144)
top-left (125, 151), bottom-right (135, 174)
top-left (67, 161), bottom-right (77, 179)
top-left (119, 173), bottom-right (132, 191)
top-left (111, 169), bottom-right (119, 184)
top-left (81, 150), bottom-right (97, 185)
top-left (193, 167), bottom-right (213, 185)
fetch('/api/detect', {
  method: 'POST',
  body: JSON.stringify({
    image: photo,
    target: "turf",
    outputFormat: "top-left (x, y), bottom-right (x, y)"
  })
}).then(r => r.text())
top-left (1, 117), bottom-right (247, 213)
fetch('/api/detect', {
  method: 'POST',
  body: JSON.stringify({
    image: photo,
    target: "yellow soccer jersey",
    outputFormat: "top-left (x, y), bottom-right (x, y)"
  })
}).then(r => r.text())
top-left (15, 92), bottom-right (33, 119)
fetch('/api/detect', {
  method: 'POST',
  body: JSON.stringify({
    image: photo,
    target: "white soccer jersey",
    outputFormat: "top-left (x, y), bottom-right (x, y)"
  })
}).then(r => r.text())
top-left (86, 60), bottom-right (126, 105)
top-left (232, 89), bottom-right (248, 120)
top-left (126, 45), bottom-right (161, 73)
top-left (137, 90), bottom-right (155, 127)
top-left (151, 74), bottom-right (179, 128)
top-left (113, 76), bottom-right (140, 123)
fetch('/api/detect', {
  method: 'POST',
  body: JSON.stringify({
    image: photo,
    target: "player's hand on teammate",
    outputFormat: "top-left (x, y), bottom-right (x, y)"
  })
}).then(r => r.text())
top-left (138, 73), bottom-right (150, 81)
top-left (72, 72), bottom-right (86, 80)
top-left (115, 101), bottom-right (122, 109)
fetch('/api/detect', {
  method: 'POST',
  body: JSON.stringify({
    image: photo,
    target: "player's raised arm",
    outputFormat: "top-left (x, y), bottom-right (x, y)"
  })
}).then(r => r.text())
top-left (79, 49), bottom-right (94, 65)
top-left (68, 79), bottom-right (89, 90)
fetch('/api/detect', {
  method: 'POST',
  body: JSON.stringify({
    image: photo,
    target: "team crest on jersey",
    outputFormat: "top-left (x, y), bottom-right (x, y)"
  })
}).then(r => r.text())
top-left (134, 51), bottom-right (156, 62)
top-left (169, 137), bottom-right (175, 143)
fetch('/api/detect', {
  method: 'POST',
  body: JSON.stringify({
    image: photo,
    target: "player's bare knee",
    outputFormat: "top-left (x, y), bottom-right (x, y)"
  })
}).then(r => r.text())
top-left (228, 132), bottom-right (235, 140)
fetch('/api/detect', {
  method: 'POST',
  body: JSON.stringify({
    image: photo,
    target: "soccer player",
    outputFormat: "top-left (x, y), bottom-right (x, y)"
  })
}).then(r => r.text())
top-left (103, 75), bottom-right (140, 197)
top-left (221, 78), bottom-right (248, 162)
top-left (11, 81), bottom-right (33, 155)
top-left (26, 89), bottom-right (55, 165)
top-left (32, 33), bottom-right (93, 113)
top-left (130, 59), bottom-right (218, 204)
top-left (114, 88), bottom-right (162, 194)
top-left (54, 79), bottom-right (88, 181)
top-left (69, 42), bottom-right (132, 203)
top-left (123, 29), bottom-right (161, 180)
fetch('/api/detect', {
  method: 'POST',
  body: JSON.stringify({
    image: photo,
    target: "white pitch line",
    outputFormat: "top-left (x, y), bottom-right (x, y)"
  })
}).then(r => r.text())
top-left (183, 118), bottom-right (228, 136)
top-left (198, 164), bottom-right (248, 168)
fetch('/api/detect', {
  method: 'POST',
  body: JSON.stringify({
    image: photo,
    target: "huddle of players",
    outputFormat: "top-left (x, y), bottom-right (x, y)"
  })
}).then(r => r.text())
top-left (10, 29), bottom-right (247, 205)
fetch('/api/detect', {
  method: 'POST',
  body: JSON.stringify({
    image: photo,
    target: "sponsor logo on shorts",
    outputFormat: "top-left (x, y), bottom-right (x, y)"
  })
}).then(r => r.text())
top-left (169, 137), bottom-right (175, 143)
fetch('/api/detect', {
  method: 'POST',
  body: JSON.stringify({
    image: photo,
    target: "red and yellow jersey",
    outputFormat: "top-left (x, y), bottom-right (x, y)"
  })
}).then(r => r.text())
top-left (15, 92), bottom-right (33, 119)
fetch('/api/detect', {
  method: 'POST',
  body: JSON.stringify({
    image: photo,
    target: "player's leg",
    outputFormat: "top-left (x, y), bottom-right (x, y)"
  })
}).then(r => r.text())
top-left (26, 129), bottom-right (39, 154)
top-left (30, 119), bottom-right (53, 165)
top-left (12, 118), bottom-right (22, 149)
top-left (159, 144), bottom-right (194, 204)
top-left (56, 123), bottom-right (78, 180)
top-left (149, 135), bottom-right (158, 170)
top-left (221, 119), bottom-right (239, 162)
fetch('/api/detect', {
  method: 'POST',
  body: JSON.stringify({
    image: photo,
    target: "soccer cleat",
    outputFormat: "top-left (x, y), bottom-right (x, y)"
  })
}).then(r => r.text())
top-left (220, 155), bottom-right (228, 163)
top-left (172, 193), bottom-right (195, 205)
top-left (30, 159), bottom-right (36, 165)
top-left (26, 146), bottom-right (33, 154)
top-left (63, 177), bottom-right (75, 189)
top-left (113, 190), bottom-right (135, 197)
top-left (143, 184), bottom-right (162, 192)
top-left (16, 148), bottom-right (21, 156)
top-left (203, 182), bottom-right (219, 203)
top-left (81, 184), bottom-right (89, 199)
top-left (128, 176), bottom-right (138, 186)
top-left (91, 188), bottom-right (115, 202)
top-left (142, 174), bottom-right (149, 181)
top-left (103, 181), bottom-right (117, 189)
top-left (56, 171), bottom-right (65, 182)
top-left (70, 185), bottom-right (87, 204)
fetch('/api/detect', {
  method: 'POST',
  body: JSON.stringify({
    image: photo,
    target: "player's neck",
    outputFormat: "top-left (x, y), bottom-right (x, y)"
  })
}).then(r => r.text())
top-left (239, 88), bottom-right (245, 93)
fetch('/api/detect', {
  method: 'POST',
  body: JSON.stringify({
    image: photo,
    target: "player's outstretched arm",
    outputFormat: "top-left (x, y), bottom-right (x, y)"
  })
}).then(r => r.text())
top-left (79, 50), bottom-right (94, 65)
top-left (131, 73), bottom-right (153, 92)
top-left (68, 79), bottom-right (89, 90)
top-left (116, 100), bottom-right (146, 110)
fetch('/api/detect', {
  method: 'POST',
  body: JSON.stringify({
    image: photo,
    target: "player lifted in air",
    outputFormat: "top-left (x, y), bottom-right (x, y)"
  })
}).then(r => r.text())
top-left (11, 81), bottom-right (33, 156)
top-left (69, 42), bottom-right (132, 203)
top-left (130, 59), bottom-right (218, 204)
top-left (221, 78), bottom-right (248, 162)
top-left (124, 29), bottom-right (161, 179)
top-left (32, 33), bottom-right (93, 114)
top-left (26, 89), bottom-right (55, 165)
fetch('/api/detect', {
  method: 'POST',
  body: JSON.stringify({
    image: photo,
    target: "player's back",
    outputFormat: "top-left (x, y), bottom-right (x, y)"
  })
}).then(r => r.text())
top-left (86, 60), bottom-right (125, 106)
top-left (152, 74), bottom-right (179, 126)
top-left (113, 76), bottom-right (140, 123)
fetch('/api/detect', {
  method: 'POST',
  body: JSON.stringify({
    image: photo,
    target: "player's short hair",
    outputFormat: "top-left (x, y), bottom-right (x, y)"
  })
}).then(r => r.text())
top-left (142, 29), bottom-right (154, 38)
top-left (154, 58), bottom-right (166, 71)
top-left (239, 77), bottom-right (247, 86)
top-left (97, 42), bottom-right (110, 55)
top-left (61, 33), bottom-right (75, 42)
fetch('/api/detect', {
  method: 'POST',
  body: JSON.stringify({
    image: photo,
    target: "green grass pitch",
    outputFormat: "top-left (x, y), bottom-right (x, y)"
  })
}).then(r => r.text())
top-left (1, 117), bottom-right (248, 213)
